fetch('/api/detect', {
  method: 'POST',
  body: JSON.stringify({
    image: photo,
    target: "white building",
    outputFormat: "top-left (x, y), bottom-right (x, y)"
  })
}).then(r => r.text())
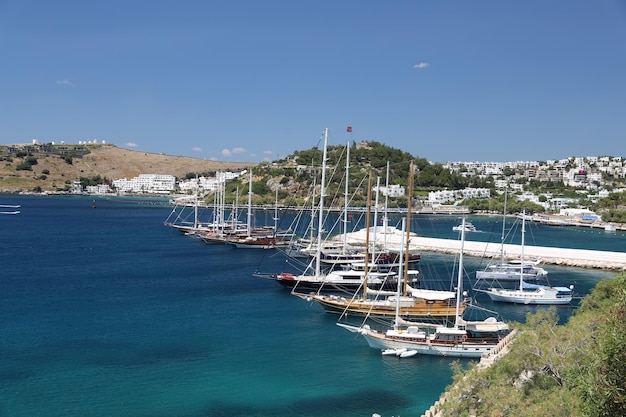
top-left (113, 174), bottom-right (176, 194)
top-left (178, 170), bottom-right (246, 193)
top-left (427, 188), bottom-right (491, 204)
top-left (374, 184), bottom-right (405, 198)
top-left (86, 184), bottom-right (113, 194)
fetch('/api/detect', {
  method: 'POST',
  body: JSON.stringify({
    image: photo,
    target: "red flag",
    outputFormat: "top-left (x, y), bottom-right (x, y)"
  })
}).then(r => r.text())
top-left (346, 126), bottom-right (352, 133)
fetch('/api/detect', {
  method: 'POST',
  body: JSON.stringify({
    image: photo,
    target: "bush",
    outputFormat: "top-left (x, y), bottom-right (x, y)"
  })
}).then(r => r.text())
top-left (16, 162), bottom-right (33, 171)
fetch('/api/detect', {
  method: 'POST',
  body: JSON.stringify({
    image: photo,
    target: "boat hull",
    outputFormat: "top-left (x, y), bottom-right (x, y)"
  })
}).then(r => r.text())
top-left (475, 268), bottom-right (545, 282)
top-left (361, 330), bottom-right (495, 358)
top-left (485, 289), bottom-right (572, 305)
top-left (311, 294), bottom-right (462, 320)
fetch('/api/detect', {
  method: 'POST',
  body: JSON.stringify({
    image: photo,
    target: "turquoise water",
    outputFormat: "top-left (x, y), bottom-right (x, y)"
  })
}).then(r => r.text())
top-left (0, 196), bottom-right (618, 416)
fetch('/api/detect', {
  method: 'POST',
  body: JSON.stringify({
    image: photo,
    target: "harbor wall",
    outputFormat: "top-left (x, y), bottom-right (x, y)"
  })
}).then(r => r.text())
top-left (413, 236), bottom-right (626, 270)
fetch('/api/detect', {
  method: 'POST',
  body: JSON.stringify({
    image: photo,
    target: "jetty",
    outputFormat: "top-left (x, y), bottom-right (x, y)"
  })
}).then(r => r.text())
top-left (413, 236), bottom-right (626, 270)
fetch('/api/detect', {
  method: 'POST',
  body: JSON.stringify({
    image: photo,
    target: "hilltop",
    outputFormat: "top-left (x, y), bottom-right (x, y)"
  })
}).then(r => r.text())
top-left (0, 144), bottom-right (254, 192)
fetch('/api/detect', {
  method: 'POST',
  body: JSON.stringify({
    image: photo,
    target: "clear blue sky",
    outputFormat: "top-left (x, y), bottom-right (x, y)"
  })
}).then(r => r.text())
top-left (2, 1), bottom-right (625, 164)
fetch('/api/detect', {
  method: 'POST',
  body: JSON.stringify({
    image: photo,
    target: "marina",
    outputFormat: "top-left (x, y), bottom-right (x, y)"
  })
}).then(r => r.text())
top-left (0, 195), bottom-right (622, 417)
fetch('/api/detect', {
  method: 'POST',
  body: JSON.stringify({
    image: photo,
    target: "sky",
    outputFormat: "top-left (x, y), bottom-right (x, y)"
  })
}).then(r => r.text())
top-left (1, 1), bottom-right (625, 164)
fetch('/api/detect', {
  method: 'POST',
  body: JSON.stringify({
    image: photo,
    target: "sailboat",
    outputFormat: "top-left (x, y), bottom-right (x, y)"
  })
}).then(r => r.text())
top-left (478, 211), bottom-right (574, 305)
top-left (225, 171), bottom-right (291, 249)
top-left (337, 218), bottom-right (510, 358)
top-left (255, 128), bottom-right (345, 286)
top-left (296, 162), bottom-right (462, 321)
top-left (475, 189), bottom-right (547, 282)
top-left (0, 204), bottom-right (21, 215)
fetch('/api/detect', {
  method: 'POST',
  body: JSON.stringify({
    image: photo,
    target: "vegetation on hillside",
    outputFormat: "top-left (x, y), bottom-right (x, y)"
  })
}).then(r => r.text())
top-left (2, 142), bottom-right (625, 221)
top-left (440, 272), bottom-right (626, 417)
top-left (0, 143), bottom-right (249, 192)
top-left (218, 141), bottom-right (494, 207)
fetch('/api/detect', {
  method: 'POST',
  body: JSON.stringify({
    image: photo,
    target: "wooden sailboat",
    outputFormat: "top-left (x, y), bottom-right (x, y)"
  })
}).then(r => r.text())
top-left (337, 217), bottom-right (510, 358)
top-left (297, 162), bottom-right (462, 321)
top-left (225, 170), bottom-right (291, 249)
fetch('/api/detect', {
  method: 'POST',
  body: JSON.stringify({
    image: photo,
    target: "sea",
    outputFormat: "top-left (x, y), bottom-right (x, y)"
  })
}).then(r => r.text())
top-left (0, 195), bottom-right (622, 417)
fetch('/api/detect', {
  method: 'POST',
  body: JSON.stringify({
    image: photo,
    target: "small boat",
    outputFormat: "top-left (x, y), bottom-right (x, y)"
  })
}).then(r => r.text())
top-left (0, 204), bottom-right (21, 215)
top-left (399, 350), bottom-right (418, 358)
top-left (452, 222), bottom-right (477, 232)
top-left (605, 223), bottom-right (617, 232)
top-left (382, 348), bottom-right (406, 356)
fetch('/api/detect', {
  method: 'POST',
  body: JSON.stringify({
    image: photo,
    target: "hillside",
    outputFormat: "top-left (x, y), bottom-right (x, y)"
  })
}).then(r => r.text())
top-left (0, 144), bottom-right (254, 192)
top-left (438, 273), bottom-right (626, 416)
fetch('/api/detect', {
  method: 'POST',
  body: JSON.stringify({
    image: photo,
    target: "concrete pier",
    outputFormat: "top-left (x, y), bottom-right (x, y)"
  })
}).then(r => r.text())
top-left (412, 236), bottom-right (626, 270)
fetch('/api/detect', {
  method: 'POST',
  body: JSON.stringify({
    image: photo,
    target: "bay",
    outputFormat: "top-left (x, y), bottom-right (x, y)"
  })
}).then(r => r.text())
top-left (0, 196), bottom-right (617, 417)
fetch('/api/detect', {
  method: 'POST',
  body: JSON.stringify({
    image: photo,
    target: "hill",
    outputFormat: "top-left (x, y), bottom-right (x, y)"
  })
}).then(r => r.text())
top-left (0, 144), bottom-right (254, 192)
top-left (438, 272), bottom-right (626, 416)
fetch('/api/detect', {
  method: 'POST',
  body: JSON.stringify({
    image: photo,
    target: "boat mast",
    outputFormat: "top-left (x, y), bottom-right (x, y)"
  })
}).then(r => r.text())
top-left (373, 176), bottom-right (380, 262)
top-left (500, 186), bottom-right (508, 266)
top-left (343, 141), bottom-right (350, 253)
top-left (362, 170), bottom-right (372, 300)
top-left (394, 217), bottom-right (406, 331)
top-left (233, 186), bottom-right (239, 231)
top-left (309, 176), bottom-right (316, 244)
top-left (220, 172), bottom-right (225, 229)
top-left (454, 217), bottom-right (467, 329)
top-left (315, 128), bottom-right (329, 278)
top-left (384, 161), bottom-right (390, 249)
top-left (404, 161), bottom-right (414, 296)
top-left (519, 209), bottom-right (526, 290)
top-left (247, 169), bottom-right (253, 237)
top-left (274, 186), bottom-right (279, 236)
top-left (193, 175), bottom-right (199, 229)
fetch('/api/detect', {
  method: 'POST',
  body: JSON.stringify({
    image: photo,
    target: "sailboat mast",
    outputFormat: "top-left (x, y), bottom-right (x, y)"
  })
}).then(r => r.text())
top-left (373, 176), bottom-right (380, 261)
top-left (274, 186), bottom-right (278, 235)
top-left (220, 172), bottom-right (225, 228)
top-left (384, 161), bottom-right (390, 249)
top-left (315, 128), bottom-right (329, 278)
top-left (500, 186), bottom-right (508, 266)
top-left (247, 169), bottom-right (253, 237)
top-left (193, 175), bottom-right (198, 229)
top-left (310, 176), bottom-right (316, 243)
top-left (520, 209), bottom-right (526, 289)
top-left (454, 217), bottom-right (466, 328)
top-left (404, 161), bottom-right (414, 296)
top-left (394, 217), bottom-right (406, 331)
top-left (234, 186), bottom-right (239, 231)
top-left (343, 141), bottom-right (350, 252)
top-left (362, 171), bottom-right (372, 300)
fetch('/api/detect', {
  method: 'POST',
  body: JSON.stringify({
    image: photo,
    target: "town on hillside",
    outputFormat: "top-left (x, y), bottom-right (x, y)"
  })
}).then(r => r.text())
top-left (2, 141), bottom-right (625, 226)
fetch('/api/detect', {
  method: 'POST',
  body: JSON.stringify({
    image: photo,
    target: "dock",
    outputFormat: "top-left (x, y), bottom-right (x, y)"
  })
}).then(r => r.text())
top-left (413, 236), bottom-right (626, 270)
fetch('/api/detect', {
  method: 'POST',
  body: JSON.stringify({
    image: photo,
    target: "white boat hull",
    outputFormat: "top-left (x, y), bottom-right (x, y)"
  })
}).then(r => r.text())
top-left (485, 288), bottom-right (572, 305)
top-left (361, 331), bottom-right (494, 358)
